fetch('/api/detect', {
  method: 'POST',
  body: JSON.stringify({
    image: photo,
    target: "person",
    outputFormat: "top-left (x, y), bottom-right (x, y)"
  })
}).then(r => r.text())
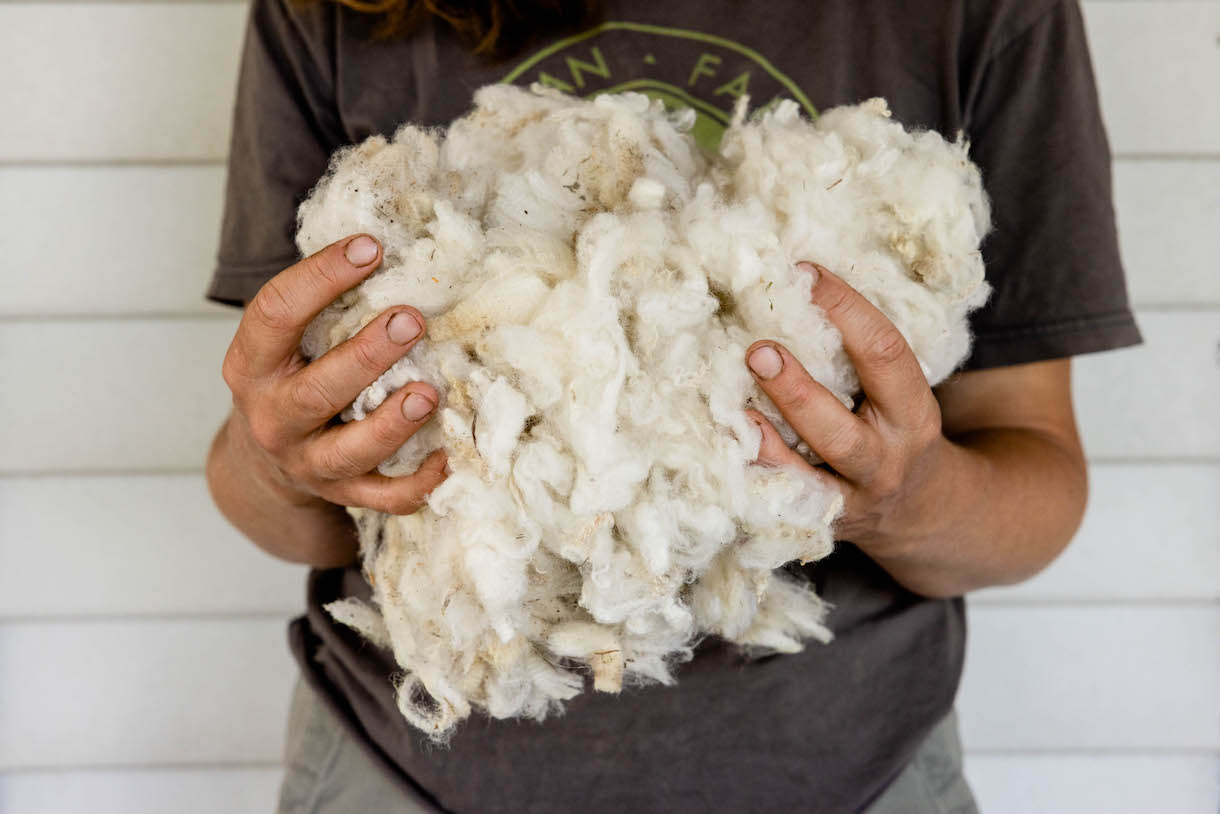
top-left (203, 0), bottom-right (1143, 811)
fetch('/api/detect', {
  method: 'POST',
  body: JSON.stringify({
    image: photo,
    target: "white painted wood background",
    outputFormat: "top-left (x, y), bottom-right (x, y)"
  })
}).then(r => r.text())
top-left (0, 1), bottom-right (1216, 812)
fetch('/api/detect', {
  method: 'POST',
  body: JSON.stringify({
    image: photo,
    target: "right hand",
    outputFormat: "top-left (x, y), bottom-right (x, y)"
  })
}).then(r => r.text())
top-left (220, 233), bottom-right (448, 515)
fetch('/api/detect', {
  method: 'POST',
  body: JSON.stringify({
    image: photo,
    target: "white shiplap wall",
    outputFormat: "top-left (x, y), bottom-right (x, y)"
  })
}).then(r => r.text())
top-left (0, 2), bottom-right (1216, 812)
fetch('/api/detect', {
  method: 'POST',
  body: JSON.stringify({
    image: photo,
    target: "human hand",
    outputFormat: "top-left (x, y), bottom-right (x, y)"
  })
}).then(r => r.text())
top-left (744, 261), bottom-right (952, 553)
top-left (220, 233), bottom-right (448, 515)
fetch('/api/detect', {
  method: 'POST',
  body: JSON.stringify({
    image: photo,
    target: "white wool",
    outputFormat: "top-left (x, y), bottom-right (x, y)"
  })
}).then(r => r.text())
top-left (294, 85), bottom-right (991, 740)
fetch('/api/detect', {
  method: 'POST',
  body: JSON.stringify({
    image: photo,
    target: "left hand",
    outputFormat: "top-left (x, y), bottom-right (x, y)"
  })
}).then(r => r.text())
top-left (744, 261), bottom-right (953, 552)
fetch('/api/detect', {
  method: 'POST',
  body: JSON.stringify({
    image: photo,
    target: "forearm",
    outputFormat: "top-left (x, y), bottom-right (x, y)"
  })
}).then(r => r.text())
top-left (853, 428), bottom-right (1088, 599)
top-left (206, 409), bottom-right (359, 568)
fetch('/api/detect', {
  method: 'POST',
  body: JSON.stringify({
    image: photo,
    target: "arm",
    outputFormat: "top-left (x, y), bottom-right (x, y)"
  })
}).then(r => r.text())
top-left (912, 357), bottom-right (1087, 595)
top-left (205, 233), bottom-right (448, 569)
top-left (747, 262), bottom-right (1087, 598)
top-left (207, 406), bottom-right (362, 568)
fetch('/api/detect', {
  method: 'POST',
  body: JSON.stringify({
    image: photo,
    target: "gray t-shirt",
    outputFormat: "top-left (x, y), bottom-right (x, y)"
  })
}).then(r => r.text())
top-left (207, 1), bottom-right (1142, 811)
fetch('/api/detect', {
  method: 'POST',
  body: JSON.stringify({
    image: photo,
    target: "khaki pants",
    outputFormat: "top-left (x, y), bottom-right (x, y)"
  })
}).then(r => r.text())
top-left (276, 675), bottom-right (979, 814)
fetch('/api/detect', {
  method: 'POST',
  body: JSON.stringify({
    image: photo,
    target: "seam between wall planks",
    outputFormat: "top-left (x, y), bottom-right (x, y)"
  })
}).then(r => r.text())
top-left (0, 1), bottom-right (247, 5)
top-left (0, 0), bottom-right (1188, 3)
top-left (1088, 456), bottom-right (1220, 464)
top-left (5, 457), bottom-right (1220, 478)
top-left (0, 158), bottom-right (228, 168)
top-left (0, 313), bottom-right (241, 323)
top-left (3, 305), bottom-right (1217, 322)
top-left (2, 599), bottom-right (1214, 625)
top-left (0, 762), bottom-right (283, 775)
top-left (1, 304), bottom-right (1213, 323)
top-left (963, 747), bottom-right (1220, 757)
top-left (967, 598), bottom-right (1220, 608)
top-left (1, 749), bottom-right (1215, 775)
top-left (0, 154), bottom-right (1215, 169)
top-left (0, 468), bottom-right (213, 478)
top-left (1114, 153), bottom-right (1220, 162)
top-left (0, 612), bottom-right (301, 625)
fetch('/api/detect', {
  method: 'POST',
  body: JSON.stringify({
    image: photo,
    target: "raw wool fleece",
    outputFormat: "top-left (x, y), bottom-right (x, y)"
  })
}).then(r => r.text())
top-left (294, 84), bottom-right (992, 740)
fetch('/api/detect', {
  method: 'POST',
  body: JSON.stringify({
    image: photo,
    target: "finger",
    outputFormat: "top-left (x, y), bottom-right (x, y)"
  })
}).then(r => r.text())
top-left (745, 409), bottom-right (815, 469)
top-left (746, 339), bottom-right (880, 482)
top-left (745, 408), bottom-right (852, 518)
top-left (302, 381), bottom-right (439, 480)
top-left (233, 234), bottom-right (383, 379)
top-left (278, 305), bottom-right (426, 433)
top-left (324, 448), bottom-right (449, 515)
top-left (799, 261), bottom-right (932, 429)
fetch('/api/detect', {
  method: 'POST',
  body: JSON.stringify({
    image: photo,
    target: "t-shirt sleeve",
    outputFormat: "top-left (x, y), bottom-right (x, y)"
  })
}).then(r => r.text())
top-left (205, 0), bottom-right (345, 308)
top-left (958, 0), bottom-right (1142, 371)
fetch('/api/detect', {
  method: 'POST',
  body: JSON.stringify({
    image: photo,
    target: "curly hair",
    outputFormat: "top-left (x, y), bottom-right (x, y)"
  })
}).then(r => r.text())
top-left (295, 0), bottom-right (604, 62)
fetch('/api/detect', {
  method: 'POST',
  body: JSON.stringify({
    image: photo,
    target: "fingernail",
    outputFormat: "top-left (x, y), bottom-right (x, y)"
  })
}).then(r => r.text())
top-left (345, 235), bottom-right (379, 267)
top-left (387, 312), bottom-right (422, 344)
top-left (796, 261), bottom-right (821, 286)
top-left (402, 392), bottom-right (435, 421)
top-left (747, 345), bottom-right (784, 379)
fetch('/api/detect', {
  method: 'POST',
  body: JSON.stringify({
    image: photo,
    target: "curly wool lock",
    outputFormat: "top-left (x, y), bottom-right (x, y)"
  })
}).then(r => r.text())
top-left (294, 84), bottom-right (992, 740)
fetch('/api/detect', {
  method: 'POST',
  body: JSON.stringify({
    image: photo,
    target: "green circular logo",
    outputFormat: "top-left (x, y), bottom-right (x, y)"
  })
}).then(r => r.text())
top-left (500, 21), bottom-right (818, 152)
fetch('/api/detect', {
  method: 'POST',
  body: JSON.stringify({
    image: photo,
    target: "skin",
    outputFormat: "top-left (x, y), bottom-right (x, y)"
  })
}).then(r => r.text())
top-left (208, 234), bottom-right (448, 568)
top-left (745, 262), bottom-right (1087, 597)
top-left (207, 239), bottom-right (1088, 598)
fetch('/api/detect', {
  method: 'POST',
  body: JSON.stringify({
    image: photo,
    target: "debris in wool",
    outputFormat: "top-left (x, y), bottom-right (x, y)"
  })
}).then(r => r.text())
top-left (294, 84), bottom-right (992, 740)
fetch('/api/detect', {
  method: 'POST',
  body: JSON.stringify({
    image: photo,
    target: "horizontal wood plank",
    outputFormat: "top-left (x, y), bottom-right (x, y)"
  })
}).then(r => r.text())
top-left (959, 605), bottom-right (1220, 751)
top-left (1082, 1), bottom-right (1220, 155)
top-left (965, 753), bottom-right (1220, 814)
top-left (1072, 310), bottom-right (1220, 460)
top-left (0, 474), bottom-right (306, 617)
top-left (0, 619), bottom-right (294, 769)
top-left (1113, 160), bottom-right (1220, 307)
top-left (0, 3), bottom-right (1215, 161)
top-left (3, 463), bottom-right (1212, 621)
top-left (1, 310), bottom-right (1209, 473)
top-left (0, 768), bottom-right (281, 814)
top-left (0, 166), bottom-right (232, 317)
top-left (0, 4), bottom-right (246, 161)
top-left (3, 159), bottom-right (1214, 316)
top-left (969, 463), bottom-right (1220, 603)
top-left (0, 319), bottom-right (238, 473)
top-left (2, 606), bottom-right (1214, 767)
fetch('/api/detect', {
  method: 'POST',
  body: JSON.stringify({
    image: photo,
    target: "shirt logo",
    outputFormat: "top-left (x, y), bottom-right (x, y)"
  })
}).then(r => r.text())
top-left (500, 21), bottom-right (818, 152)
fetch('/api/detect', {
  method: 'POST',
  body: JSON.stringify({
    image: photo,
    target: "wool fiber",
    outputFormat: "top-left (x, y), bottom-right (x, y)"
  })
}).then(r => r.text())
top-left (294, 84), bottom-right (992, 740)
